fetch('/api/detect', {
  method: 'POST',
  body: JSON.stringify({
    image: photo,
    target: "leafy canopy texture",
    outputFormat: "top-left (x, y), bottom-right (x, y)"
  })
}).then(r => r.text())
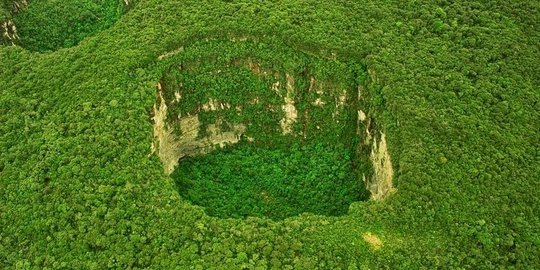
top-left (12, 0), bottom-right (126, 52)
top-left (0, 0), bottom-right (539, 269)
top-left (173, 142), bottom-right (363, 220)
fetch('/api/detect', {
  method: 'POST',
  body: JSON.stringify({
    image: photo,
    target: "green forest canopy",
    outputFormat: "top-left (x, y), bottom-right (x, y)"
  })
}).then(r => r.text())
top-left (0, 0), bottom-right (539, 269)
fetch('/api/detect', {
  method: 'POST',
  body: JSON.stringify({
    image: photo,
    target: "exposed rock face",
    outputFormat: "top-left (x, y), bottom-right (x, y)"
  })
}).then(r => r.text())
top-left (356, 79), bottom-right (395, 200)
top-left (11, 0), bottom-right (28, 13)
top-left (1, 0), bottom-right (28, 45)
top-left (280, 74), bottom-right (298, 135)
top-left (153, 83), bottom-right (245, 175)
top-left (358, 110), bottom-right (367, 121)
top-left (368, 132), bottom-right (395, 200)
top-left (152, 83), bottom-right (179, 174)
top-left (1, 20), bottom-right (19, 44)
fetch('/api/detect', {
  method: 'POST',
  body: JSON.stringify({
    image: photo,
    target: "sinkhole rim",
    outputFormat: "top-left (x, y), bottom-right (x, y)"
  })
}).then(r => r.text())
top-left (3, 0), bottom-right (136, 52)
top-left (151, 38), bottom-right (394, 220)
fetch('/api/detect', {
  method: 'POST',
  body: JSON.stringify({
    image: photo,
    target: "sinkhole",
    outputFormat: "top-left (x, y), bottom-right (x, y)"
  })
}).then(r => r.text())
top-left (152, 38), bottom-right (392, 220)
top-left (2, 0), bottom-right (137, 51)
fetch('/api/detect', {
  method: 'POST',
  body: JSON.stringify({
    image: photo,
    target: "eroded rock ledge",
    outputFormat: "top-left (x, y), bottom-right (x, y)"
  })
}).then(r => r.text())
top-left (369, 132), bottom-right (395, 200)
top-left (152, 82), bottom-right (246, 174)
top-left (1, 0), bottom-right (28, 45)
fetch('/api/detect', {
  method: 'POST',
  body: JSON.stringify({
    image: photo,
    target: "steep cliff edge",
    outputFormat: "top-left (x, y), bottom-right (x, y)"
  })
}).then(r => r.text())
top-left (151, 38), bottom-right (395, 205)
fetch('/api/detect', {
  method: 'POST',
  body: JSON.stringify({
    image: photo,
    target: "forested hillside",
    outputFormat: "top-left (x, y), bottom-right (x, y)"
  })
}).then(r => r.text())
top-left (1, 0), bottom-right (539, 269)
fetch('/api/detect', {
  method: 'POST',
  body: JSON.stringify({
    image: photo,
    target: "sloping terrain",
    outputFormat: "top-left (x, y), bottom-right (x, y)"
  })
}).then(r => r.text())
top-left (0, 0), bottom-right (539, 269)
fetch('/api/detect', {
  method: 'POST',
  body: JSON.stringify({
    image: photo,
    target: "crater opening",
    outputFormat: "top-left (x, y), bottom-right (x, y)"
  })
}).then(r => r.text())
top-left (152, 38), bottom-right (393, 220)
top-left (1, 0), bottom-right (137, 51)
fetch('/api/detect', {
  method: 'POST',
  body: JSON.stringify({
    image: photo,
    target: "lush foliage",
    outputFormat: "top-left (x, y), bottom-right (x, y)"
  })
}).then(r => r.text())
top-left (0, 0), bottom-right (538, 269)
top-left (174, 142), bottom-right (364, 220)
top-left (12, 0), bottom-right (126, 51)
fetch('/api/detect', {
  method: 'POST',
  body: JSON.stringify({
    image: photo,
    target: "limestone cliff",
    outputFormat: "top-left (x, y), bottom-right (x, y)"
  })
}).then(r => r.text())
top-left (368, 132), bottom-right (395, 200)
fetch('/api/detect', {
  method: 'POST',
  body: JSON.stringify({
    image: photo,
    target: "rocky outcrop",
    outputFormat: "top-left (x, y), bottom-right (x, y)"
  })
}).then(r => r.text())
top-left (1, 0), bottom-right (28, 45)
top-left (279, 74), bottom-right (298, 135)
top-left (1, 20), bottom-right (18, 45)
top-left (11, 0), bottom-right (28, 13)
top-left (152, 82), bottom-right (245, 175)
top-left (368, 132), bottom-right (395, 200)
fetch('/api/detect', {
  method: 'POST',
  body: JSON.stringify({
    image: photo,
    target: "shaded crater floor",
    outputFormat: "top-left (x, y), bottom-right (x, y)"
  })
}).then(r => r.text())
top-left (172, 141), bottom-right (367, 220)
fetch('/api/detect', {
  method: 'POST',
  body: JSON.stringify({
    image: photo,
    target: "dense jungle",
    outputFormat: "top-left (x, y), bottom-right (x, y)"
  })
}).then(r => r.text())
top-left (1, 0), bottom-right (539, 269)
